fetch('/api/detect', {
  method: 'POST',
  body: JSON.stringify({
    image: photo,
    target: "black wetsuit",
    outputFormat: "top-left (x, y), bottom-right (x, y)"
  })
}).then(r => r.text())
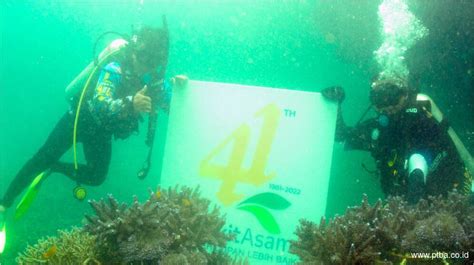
top-left (336, 97), bottom-right (471, 198)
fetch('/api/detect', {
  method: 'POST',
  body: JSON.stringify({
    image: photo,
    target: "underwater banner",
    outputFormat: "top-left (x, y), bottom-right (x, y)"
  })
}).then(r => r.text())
top-left (160, 80), bottom-right (337, 264)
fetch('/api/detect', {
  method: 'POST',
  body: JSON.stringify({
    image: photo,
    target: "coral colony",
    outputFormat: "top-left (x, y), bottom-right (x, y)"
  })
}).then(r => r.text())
top-left (290, 192), bottom-right (474, 265)
top-left (16, 227), bottom-right (99, 264)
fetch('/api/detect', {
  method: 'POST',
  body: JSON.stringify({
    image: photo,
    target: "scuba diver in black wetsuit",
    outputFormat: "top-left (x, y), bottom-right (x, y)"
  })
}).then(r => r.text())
top-left (322, 78), bottom-right (473, 204)
top-left (0, 18), bottom-right (188, 241)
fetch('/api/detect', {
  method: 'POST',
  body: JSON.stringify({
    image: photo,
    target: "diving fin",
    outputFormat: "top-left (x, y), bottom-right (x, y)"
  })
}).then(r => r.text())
top-left (14, 170), bottom-right (50, 220)
top-left (0, 223), bottom-right (5, 254)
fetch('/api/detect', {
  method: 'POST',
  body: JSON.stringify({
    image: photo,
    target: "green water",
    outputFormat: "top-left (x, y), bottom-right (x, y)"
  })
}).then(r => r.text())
top-left (1, 0), bottom-right (473, 263)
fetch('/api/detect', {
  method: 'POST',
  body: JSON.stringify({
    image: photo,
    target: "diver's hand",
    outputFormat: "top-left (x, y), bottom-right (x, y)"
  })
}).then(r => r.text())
top-left (321, 86), bottom-right (345, 103)
top-left (133, 85), bottom-right (152, 113)
top-left (171, 75), bottom-right (189, 89)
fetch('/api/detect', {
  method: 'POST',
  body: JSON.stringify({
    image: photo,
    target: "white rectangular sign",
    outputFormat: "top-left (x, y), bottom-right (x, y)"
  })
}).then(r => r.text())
top-left (160, 80), bottom-right (337, 264)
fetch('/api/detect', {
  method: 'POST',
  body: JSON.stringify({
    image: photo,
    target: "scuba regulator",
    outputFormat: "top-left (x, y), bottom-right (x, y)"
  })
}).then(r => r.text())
top-left (73, 185), bottom-right (87, 201)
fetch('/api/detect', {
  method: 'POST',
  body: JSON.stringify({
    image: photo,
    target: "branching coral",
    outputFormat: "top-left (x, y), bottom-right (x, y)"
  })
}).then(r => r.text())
top-left (291, 195), bottom-right (388, 264)
top-left (16, 227), bottom-right (99, 265)
top-left (84, 185), bottom-right (232, 264)
top-left (290, 192), bottom-right (474, 265)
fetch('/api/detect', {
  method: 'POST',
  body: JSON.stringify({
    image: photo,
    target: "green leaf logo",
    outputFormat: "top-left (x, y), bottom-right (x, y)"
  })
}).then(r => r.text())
top-left (237, 192), bottom-right (291, 235)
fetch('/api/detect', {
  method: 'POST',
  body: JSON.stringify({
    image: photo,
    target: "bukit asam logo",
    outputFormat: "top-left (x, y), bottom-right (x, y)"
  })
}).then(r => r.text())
top-left (199, 103), bottom-right (292, 234)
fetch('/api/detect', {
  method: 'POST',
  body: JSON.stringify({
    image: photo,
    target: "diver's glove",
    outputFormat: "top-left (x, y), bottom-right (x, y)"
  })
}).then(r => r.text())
top-left (321, 86), bottom-right (345, 103)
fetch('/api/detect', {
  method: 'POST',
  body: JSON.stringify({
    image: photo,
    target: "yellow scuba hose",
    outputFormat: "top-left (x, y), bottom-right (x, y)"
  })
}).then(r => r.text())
top-left (73, 65), bottom-right (98, 170)
top-left (73, 50), bottom-right (121, 170)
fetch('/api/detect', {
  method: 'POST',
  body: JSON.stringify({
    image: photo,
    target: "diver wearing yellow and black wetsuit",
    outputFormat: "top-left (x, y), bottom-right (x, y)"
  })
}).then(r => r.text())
top-left (0, 26), bottom-right (171, 211)
top-left (323, 79), bottom-right (472, 203)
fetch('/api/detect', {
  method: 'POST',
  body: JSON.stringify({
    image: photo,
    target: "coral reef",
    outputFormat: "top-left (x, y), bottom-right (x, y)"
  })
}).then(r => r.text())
top-left (16, 227), bottom-right (99, 264)
top-left (290, 192), bottom-right (474, 265)
top-left (16, 186), bottom-right (235, 264)
top-left (84, 185), bottom-right (232, 264)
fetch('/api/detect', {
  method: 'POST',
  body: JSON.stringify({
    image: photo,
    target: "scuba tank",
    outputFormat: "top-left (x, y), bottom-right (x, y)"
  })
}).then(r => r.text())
top-left (65, 38), bottom-right (128, 101)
